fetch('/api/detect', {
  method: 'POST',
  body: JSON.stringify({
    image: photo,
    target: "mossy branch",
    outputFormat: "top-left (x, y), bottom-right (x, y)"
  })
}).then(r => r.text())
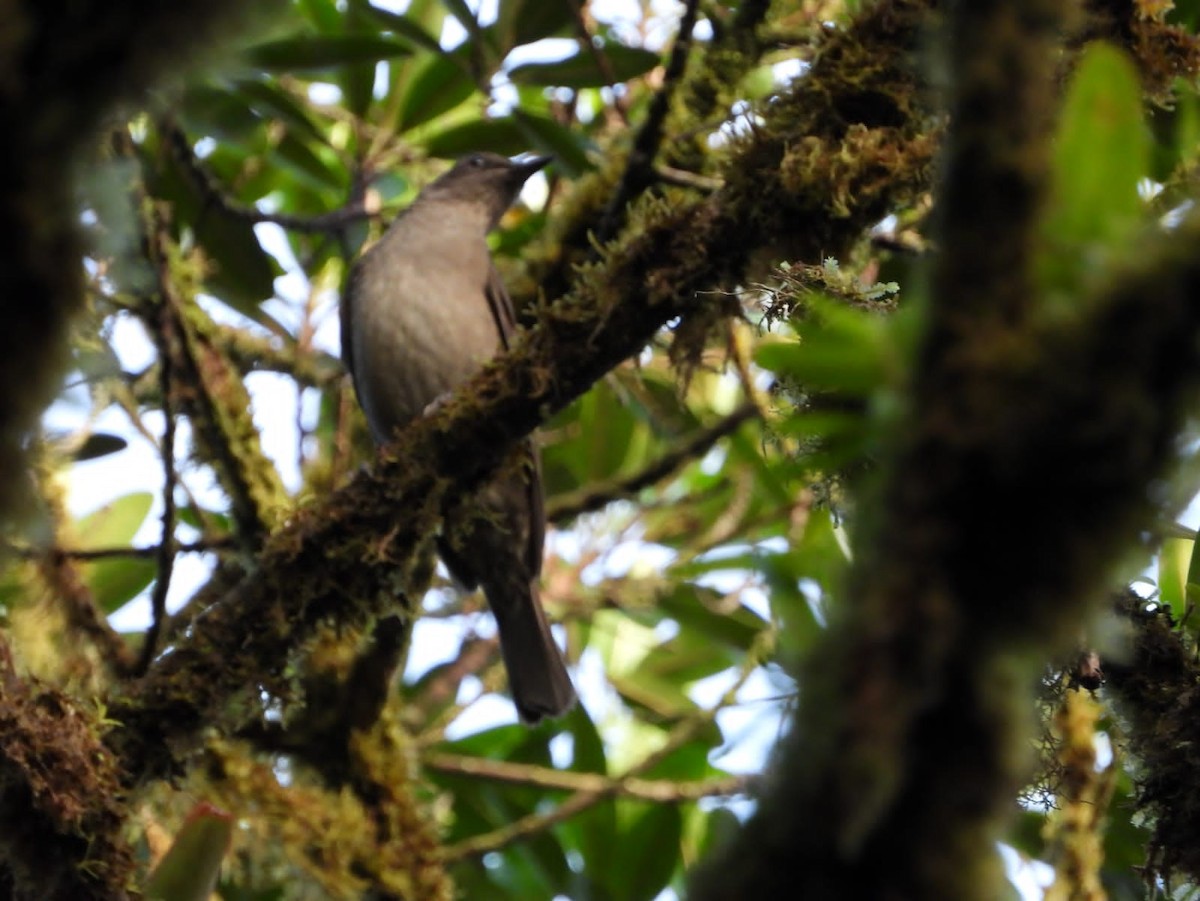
top-left (0, 0), bottom-right (285, 530)
top-left (692, 1), bottom-right (1200, 898)
top-left (104, 0), bottom-right (940, 787)
top-left (0, 636), bottom-right (134, 899)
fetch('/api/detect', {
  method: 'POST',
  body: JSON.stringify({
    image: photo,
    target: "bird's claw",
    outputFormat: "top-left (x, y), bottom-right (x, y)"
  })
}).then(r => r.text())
top-left (423, 392), bottom-right (454, 416)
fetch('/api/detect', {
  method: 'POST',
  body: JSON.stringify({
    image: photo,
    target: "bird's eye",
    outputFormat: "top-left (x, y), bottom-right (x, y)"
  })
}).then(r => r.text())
top-left (468, 155), bottom-right (485, 168)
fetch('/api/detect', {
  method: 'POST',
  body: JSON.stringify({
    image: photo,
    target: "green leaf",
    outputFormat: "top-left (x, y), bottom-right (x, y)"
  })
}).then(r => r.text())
top-left (725, 426), bottom-right (793, 508)
top-left (74, 493), bottom-right (158, 613)
top-left (1173, 82), bottom-right (1200, 168)
top-left (145, 136), bottom-right (278, 311)
top-left (179, 86), bottom-right (261, 145)
top-left (508, 42), bottom-right (661, 88)
top-left (657, 584), bottom-right (768, 653)
top-left (1169, 0), bottom-right (1200, 29)
top-left (441, 722), bottom-right (532, 762)
top-left (495, 0), bottom-right (575, 52)
top-left (298, 0), bottom-right (342, 32)
top-left (234, 79), bottom-right (326, 143)
top-left (355, 1), bottom-right (444, 54)
top-left (1100, 773), bottom-right (1151, 890)
top-left (75, 493), bottom-right (153, 548)
top-left (755, 301), bottom-right (891, 395)
top-left (1007, 809), bottom-right (1047, 859)
top-left (73, 334), bottom-right (125, 384)
top-left (568, 703), bottom-right (607, 774)
top-left (1045, 42), bottom-right (1149, 248)
top-left (579, 383), bottom-right (640, 480)
top-left (561, 706), bottom-right (617, 882)
top-left (423, 117), bottom-right (530, 159)
top-left (242, 34), bottom-right (413, 72)
top-left (145, 803), bottom-right (233, 901)
top-left (513, 109), bottom-right (593, 176)
top-left (637, 626), bottom-right (741, 683)
top-left (340, 63), bottom-right (372, 118)
top-left (176, 504), bottom-right (231, 534)
top-left (610, 667), bottom-right (698, 722)
top-left (543, 384), bottom-right (644, 491)
top-left (739, 63), bottom-right (780, 101)
top-left (696, 806), bottom-right (742, 869)
top-left (1160, 535), bottom-right (1193, 608)
top-left (342, 2), bottom-right (378, 117)
top-left (397, 52), bottom-right (477, 132)
top-left (614, 803), bottom-right (683, 901)
top-left (616, 367), bottom-right (705, 434)
top-left (71, 433), bottom-right (128, 462)
top-left (642, 738), bottom-right (719, 781)
top-left (273, 132), bottom-right (345, 190)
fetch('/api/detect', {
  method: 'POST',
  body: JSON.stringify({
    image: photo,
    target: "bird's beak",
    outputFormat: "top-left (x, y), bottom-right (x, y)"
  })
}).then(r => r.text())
top-left (513, 154), bottom-right (552, 181)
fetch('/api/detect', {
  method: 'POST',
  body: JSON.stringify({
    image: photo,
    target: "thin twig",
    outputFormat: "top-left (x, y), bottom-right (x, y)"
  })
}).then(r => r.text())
top-left (594, 0), bottom-right (702, 245)
top-left (119, 125), bottom-right (289, 545)
top-left (726, 319), bottom-right (769, 419)
top-left (6, 538), bottom-right (235, 562)
top-left (411, 634), bottom-right (501, 742)
top-left (549, 401), bottom-right (759, 523)
top-left (440, 647), bottom-right (763, 862)
top-left (164, 123), bottom-right (375, 234)
top-left (424, 751), bottom-right (751, 801)
top-left (569, 0), bottom-right (631, 124)
top-left (137, 210), bottom-right (181, 675)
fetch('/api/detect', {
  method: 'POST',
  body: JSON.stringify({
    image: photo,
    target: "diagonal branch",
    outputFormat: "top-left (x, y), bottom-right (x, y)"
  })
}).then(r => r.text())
top-left (164, 122), bottom-right (376, 235)
top-left (693, 2), bottom-right (1200, 899)
top-left (104, 0), bottom-right (939, 792)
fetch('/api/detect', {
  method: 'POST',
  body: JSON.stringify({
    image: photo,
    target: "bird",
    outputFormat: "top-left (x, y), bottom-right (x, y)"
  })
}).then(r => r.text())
top-left (340, 152), bottom-right (577, 724)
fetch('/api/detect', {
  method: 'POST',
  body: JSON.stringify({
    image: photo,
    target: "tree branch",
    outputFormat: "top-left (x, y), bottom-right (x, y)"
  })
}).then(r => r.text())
top-left (104, 0), bottom-right (940, 793)
top-left (136, 202), bottom-right (183, 675)
top-left (694, 1), bottom-right (1200, 898)
top-left (8, 538), bottom-right (236, 561)
top-left (440, 653), bottom-right (759, 862)
top-left (424, 751), bottom-right (750, 803)
top-left (0, 0), bottom-right (283, 534)
top-left (594, 0), bottom-right (701, 244)
top-left (164, 121), bottom-right (377, 234)
top-left (0, 634), bottom-right (134, 897)
top-left (548, 401), bottom-right (758, 523)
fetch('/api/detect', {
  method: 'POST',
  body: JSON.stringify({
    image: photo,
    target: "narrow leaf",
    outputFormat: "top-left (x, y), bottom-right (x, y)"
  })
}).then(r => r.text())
top-left (145, 803), bottom-right (233, 901)
top-left (243, 34), bottom-right (413, 72)
top-left (509, 43), bottom-right (661, 88)
top-left (1046, 42), bottom-right (1149, 247)
top-left (397, 53), bottom-right (477, 132)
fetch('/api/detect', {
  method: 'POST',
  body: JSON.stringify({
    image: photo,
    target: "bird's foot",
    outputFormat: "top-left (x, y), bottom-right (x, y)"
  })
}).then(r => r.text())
top-left (423, 392), bottom-right (455, 417)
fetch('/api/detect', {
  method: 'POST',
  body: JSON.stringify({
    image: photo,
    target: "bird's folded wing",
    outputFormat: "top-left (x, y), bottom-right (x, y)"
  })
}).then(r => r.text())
top-left (485, 265), bottom-right (546, 578)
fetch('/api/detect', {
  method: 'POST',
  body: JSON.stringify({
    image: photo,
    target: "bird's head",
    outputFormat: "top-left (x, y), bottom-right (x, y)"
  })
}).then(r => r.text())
top-left (422, 152), bottom-right (551, 229)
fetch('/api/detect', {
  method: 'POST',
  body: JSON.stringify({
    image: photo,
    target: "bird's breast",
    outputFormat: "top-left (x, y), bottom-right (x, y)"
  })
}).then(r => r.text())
top-left (347, 222), bottom-right (500, 443)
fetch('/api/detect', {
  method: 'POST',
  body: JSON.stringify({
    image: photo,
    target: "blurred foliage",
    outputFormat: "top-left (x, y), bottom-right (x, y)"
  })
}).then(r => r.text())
top-left (6, 0), bottom-right (1200, 898)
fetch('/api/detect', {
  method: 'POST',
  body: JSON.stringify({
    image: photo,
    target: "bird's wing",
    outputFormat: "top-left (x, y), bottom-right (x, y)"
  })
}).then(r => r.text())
top-left (484, 264), bottom-right (518, 348)
top-left (485, 265), bottom-right (546, 577)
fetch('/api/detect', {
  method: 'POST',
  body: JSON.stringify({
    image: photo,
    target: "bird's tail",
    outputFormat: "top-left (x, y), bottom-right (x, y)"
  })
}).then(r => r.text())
top-left (488, 580), bottom-right (576, 724)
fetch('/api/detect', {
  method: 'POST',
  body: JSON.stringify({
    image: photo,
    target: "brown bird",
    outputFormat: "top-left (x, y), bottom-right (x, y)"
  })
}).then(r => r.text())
top-left (341, 152), bottom-right (576, 723)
